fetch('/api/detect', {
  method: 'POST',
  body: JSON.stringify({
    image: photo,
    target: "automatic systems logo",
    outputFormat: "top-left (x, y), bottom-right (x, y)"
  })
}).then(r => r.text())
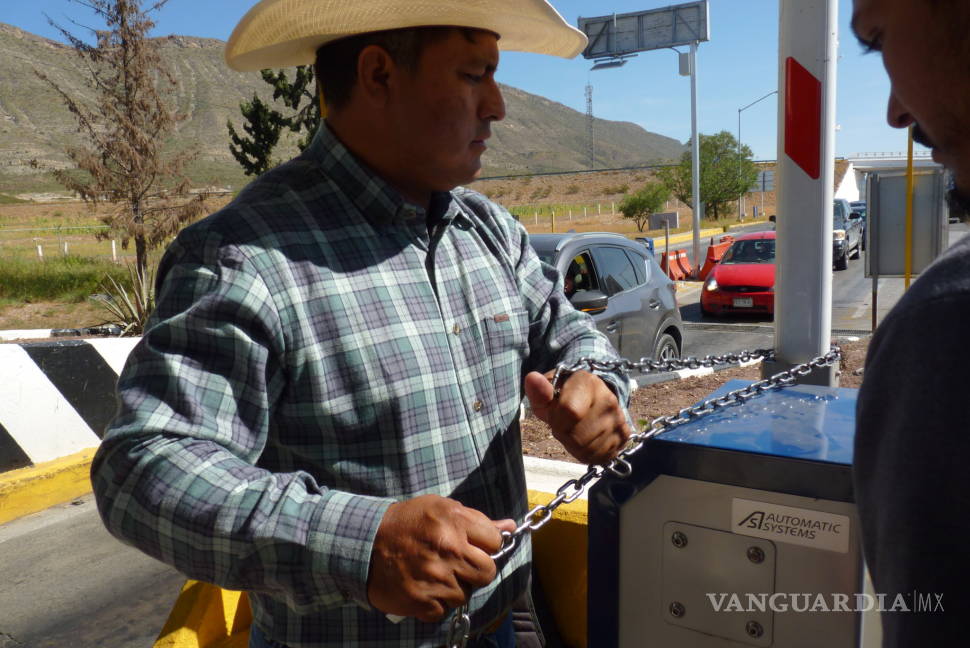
top-left (736, 510), bottom-right (842, 540)
top-left (731, 498), bottom-right (850, 553)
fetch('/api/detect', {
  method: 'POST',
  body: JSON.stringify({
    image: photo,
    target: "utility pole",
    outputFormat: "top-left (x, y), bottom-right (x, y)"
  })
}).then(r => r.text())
top-left (586, 83), bottom-right (595, 170)
top-left (689, 41), bottom-right (702, 276)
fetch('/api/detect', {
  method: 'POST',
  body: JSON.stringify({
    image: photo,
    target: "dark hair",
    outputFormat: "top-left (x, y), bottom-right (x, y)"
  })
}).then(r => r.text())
top-left (313, 27), bottom-right (481, 112)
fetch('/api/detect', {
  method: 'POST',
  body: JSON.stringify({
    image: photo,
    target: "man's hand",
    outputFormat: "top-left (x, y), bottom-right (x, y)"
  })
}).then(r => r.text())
top-left (367, 495), bottom-right (515, 622)
top-left (524, 369), bottom-right (631, 465)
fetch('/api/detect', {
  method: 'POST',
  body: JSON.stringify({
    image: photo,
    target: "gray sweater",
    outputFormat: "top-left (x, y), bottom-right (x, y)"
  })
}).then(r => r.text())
top-left (854, 232), bottom-right (970, 645)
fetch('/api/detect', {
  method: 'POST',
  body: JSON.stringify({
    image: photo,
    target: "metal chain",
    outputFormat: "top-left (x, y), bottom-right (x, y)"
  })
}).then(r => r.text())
top-left (492, 345), bottom-right (842, 561)
top-left (446, 344), bottom-right (842, 647)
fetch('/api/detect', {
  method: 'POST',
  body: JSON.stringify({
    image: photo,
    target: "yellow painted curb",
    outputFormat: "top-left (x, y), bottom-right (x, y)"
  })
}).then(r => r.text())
top-left (0, 447), bottom-right (96, 525)
top-left (726, 218), bottom-right (770, 231)
top-left (528, 489), bottom-right (589, 648)
top-left (643, 227), bottom-right (724, 248)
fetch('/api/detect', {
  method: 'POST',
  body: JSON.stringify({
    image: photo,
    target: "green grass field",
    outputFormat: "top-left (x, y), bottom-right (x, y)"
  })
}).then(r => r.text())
top-left (0, 255), bottom-right (130, 303)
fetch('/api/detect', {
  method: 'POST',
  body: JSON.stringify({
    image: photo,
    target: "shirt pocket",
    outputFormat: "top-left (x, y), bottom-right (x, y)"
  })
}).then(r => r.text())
top-left (482, 308), bottom-right (529, 400)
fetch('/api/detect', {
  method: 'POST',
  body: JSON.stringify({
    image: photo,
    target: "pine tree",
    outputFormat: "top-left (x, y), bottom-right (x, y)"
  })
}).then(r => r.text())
top-left (34, 0), bottom-right (205, 279)
top-left (227, 94), bottom-right (286, 176)
top-left (227, 66), bottom-right (321, 176)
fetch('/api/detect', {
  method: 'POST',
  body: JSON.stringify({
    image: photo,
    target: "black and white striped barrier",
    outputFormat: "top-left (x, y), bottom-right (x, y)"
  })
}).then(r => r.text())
top-left (0, 338), bottom-right (138, 471)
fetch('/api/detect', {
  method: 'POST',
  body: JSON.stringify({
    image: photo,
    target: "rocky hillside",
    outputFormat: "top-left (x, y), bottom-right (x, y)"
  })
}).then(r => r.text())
top-left (0, 22), bottom-right (685, 195)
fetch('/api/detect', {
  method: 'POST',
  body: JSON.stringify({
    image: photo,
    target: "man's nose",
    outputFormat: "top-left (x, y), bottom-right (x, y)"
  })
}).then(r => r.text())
top-left (481, 79), bottom-right (506, 122)
top-left (886, 89), bottom-right (914, 129)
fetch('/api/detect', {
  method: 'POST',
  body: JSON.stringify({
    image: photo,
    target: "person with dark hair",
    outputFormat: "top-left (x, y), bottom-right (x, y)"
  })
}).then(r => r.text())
top-left (851, 0), bottom-right (970, 644)
top-left (90, 2), bottom-right (632, 647)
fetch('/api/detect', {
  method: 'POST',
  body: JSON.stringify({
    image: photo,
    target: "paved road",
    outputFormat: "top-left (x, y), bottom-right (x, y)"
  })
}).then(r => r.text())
top-left (0, 495), bottom-right (185, 648)
top-left (675, 222), bottom-right (969, 359)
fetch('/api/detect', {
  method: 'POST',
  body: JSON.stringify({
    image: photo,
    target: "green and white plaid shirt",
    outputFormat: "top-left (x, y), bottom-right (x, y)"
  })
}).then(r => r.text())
top-left (92, 124), bottom-right (629, 647)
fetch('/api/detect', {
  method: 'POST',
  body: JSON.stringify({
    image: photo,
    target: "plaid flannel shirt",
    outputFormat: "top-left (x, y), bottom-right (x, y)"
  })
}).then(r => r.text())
top-left (91, 123), bottom-right (630, 647)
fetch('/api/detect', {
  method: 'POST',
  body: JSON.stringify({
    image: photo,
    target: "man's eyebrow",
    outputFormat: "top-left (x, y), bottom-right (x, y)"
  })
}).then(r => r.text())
top-left (467, 54), bottom-right (499, 73)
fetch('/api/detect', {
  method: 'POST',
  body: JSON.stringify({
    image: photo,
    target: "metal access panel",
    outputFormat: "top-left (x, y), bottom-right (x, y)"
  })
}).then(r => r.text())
top-left (578, 1), bottom-right (710, 60)
top-left (865, 169), bottom-right (948, 278)
top-left (588, 380), bottom-right (876, 647)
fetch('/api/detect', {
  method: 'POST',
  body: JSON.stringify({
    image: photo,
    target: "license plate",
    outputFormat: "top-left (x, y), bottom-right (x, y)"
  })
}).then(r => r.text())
top-left (733, 297), bottom-right (754, 308)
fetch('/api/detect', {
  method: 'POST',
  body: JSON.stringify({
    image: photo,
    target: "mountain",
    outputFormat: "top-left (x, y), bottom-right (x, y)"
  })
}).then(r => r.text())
top-left (0, 22), bottom-right (685, 195)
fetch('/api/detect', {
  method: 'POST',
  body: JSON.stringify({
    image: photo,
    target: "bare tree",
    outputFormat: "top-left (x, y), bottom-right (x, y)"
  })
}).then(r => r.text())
top-left (34, 0), bottom-right (205, 277)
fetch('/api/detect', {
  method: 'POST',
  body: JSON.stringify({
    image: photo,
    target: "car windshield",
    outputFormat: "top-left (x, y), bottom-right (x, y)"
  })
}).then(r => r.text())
top-left (721, 239), bottom-right (775, 264)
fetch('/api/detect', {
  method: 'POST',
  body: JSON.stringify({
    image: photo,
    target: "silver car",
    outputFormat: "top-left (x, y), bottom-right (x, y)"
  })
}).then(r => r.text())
top-left (530, 232), bottom-right (684, 360)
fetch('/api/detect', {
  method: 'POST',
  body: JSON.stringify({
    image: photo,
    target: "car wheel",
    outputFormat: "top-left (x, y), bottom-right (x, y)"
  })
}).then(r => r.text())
top-left (835, 251), bottom-right (848, 270)
top-left (850, 242), bottom-right (861, 260)
top-left (654, 333), bottom-right (680, 361)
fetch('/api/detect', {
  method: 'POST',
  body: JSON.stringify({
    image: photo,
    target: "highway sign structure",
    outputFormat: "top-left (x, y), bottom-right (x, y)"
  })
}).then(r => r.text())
top-left (578, 1), bottom-right (710, 277)
top-left (578, 2), bottom-right (710, 59)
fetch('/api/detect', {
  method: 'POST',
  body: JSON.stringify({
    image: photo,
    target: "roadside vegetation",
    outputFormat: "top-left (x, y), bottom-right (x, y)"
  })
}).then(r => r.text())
top-left (0, 256), bottom-right (128, 303)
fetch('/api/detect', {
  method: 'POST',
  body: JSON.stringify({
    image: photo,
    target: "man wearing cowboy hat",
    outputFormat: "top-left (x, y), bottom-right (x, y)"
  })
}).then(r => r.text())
top-left (91, 1), bottom-right (633, 646)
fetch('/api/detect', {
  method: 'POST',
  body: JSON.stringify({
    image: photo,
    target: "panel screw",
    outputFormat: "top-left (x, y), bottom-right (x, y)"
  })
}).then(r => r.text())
top-left (669, 601), bottom-right (685, 618)
top-left (746, 620), bottom-right (764, 638)
top-left (747, 546), bottom-right (765, 564)
top-left (671, 531), bottom-right (688, 548)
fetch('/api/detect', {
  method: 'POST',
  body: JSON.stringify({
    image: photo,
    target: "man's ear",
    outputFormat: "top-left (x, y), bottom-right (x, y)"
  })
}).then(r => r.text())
top-left (356, 45), bottom-right (396, 107)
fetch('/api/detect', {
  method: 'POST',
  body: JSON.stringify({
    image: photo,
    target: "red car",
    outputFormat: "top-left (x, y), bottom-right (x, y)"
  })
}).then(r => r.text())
top-left (700, 231), bottom-right (776, 316)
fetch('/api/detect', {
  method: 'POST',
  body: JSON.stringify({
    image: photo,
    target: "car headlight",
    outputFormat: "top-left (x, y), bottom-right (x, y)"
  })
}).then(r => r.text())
top-left (833, 229), bottom-right (846, 241)
top-left (705, 277), bottom-right (718, 292)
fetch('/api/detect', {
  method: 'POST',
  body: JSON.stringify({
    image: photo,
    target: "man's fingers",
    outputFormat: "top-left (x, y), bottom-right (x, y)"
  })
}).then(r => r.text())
top-left (464, 513), bottom-right (505, 554)
top-left (553, 375), bottom-right (595, 425)
top-left (453, 547), bottom-right (497, 589)
top-left (524, 371), bottom-right (555, 421)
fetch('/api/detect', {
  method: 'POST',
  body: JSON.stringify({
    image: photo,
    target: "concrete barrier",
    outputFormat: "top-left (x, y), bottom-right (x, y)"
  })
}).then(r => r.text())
top-left (0, 338), bottom-right (138, 523)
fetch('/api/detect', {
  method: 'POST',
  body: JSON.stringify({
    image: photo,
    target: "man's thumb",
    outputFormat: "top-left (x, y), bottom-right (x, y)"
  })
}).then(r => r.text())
top-left (524, 371), bottom-right (555, 420)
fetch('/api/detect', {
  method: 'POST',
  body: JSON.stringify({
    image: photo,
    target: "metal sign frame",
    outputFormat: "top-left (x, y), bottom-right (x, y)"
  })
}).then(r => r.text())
top-left (865, 169), bottom-right (948, 278)
top-left (578, 1), bottom-right (710, 60)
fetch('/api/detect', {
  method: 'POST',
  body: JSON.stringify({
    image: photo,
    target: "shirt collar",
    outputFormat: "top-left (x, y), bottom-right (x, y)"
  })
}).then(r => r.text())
top-left (304, 123), bottom-right (457, 229)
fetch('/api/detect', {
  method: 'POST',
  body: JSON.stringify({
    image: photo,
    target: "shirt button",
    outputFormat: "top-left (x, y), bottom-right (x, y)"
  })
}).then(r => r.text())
top-left (473, 400), bottom-right (483, 412)
top-left (453, 323), bottom-right (461, 335)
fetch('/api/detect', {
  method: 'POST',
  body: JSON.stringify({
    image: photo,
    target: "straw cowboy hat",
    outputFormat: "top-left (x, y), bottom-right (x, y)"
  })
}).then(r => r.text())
top-left (225, 0), bottom-right (589, 71)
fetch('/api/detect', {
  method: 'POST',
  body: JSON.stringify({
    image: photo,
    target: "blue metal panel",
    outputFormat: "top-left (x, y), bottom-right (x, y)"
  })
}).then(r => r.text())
top-left (656, 379), bottom-right (857, 465)
top-left (588, 380), bottom-right (860, 646)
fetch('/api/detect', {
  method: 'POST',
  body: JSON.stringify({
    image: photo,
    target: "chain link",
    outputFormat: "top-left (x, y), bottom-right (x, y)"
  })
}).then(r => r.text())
top-left (446, 345), bottom-right (841, 646)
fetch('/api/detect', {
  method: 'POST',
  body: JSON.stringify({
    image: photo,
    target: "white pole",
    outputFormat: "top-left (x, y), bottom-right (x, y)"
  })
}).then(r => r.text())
top-left (37, 245), bottom-right (43, 259)
top-left (770, 0), bottom-right (838, 385)
top-left (598, 203), bottom-right (601, 215)
top-left (689, 41), bottom-right (703, 278)
top-left (584, 206), bottom-right (588, 218)
top-left (611, 201), bottom-right (615, 215)
top-left (112, 240), bottom-right (118, 263)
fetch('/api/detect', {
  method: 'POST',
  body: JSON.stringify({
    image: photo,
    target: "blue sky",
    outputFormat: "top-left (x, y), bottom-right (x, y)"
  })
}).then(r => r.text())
top-left (2, 0), bottom-right (913, 161)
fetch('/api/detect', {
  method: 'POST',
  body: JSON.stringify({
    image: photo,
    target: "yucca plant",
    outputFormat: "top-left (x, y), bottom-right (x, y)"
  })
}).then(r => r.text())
top-left (90, 262), bottom-right (156, 336)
